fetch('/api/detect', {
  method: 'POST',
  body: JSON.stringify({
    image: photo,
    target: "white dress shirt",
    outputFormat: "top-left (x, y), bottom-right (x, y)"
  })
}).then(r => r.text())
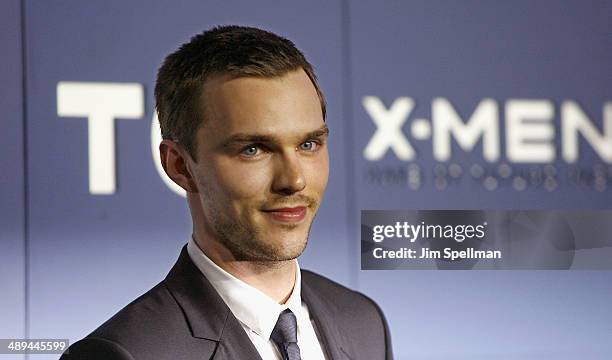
top-left (187, 238), bottom-right (327, 360)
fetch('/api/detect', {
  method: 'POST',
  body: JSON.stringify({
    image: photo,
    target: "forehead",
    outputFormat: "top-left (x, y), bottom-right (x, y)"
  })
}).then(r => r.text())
top-left (198, 69), bottom-right (324, 141)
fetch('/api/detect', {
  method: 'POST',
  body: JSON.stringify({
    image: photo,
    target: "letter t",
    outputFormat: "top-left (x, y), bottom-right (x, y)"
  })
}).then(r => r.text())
top-left (57, 82), bottom-right (144, 194)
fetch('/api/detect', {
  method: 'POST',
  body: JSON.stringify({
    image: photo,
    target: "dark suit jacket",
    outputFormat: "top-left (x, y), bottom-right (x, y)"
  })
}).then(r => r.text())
top-left (60, 246), bottom-right (392, 359)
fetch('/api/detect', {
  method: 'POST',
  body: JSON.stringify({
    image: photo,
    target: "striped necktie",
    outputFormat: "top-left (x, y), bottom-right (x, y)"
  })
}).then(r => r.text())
top-left (271, 309), bottom-right (301, 360)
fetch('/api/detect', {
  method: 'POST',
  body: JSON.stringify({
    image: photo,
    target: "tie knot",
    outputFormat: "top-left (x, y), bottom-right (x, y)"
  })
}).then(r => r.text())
top-left (271, 309), bottom-right (298, 344)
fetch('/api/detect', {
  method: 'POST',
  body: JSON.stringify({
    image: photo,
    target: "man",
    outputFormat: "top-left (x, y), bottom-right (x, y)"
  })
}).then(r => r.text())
top-left (61, 25), bottom-right (392, 360)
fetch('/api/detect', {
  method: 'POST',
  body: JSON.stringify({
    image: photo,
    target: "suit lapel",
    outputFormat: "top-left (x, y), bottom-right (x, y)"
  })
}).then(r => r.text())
top-left (164, 246), bottom-right (355, 360)
top-left (212, 320), bottom-right (263, 360)
top-left (164, 246), bottom-right (263, 360)
top-left (301, 275), bottom-right (355, 360)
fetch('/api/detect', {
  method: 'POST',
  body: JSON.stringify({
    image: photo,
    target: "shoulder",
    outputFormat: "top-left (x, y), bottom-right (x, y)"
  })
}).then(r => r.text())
top-left (60, 337), bottom-right (134, 360)
top-left (91, 281), bottom-right (184, 340)
top-left (301, 270), bottom-right (393, 359)
top-left (301, 269), bottom-right (384, 316)
top-left (61, 281), bottom-right (190, 359)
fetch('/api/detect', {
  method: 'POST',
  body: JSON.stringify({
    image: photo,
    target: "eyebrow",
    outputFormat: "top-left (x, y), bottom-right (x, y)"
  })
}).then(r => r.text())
top-left (221, 125), bottom-right (329, 148)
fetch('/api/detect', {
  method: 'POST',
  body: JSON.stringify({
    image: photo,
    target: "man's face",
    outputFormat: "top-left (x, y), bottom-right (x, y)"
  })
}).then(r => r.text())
top-left (189, 69), bottom-right (329, 262)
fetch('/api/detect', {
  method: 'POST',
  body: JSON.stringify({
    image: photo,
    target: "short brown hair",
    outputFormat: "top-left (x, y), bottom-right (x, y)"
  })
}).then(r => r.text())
top-left (154, 25), bottom-right (326, 158)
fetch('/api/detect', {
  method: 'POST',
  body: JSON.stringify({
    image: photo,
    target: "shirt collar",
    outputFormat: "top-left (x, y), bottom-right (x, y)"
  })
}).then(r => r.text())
top-left (187, 238), bottom-right (303, 341)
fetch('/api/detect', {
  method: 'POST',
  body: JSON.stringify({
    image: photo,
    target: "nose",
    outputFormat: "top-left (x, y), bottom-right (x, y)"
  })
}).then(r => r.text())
top-left (271, 152), bottom-right (306, 195)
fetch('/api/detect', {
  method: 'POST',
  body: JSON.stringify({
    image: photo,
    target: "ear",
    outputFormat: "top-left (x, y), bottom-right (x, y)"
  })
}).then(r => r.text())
top-left (159, 139), bottom-right (199, 193)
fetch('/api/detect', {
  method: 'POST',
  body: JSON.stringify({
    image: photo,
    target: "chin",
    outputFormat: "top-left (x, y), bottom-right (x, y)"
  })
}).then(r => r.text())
top-left (266, 235), bottom-right (308, 260)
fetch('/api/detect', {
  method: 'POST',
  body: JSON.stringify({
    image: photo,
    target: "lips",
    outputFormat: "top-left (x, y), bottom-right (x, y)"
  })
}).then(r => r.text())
top-left (262, 206), bottom-right (307, 222)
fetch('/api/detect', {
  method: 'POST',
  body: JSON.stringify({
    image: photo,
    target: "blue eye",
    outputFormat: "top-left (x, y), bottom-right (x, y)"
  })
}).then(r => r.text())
top-left (241, 146), bottom-right (260, 157)
top-left (300, 141), bottom-right (317, 151)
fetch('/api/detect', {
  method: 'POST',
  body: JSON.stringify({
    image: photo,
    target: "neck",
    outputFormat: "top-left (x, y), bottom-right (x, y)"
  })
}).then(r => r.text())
top-left (193, 235), bottom-right (297, 304)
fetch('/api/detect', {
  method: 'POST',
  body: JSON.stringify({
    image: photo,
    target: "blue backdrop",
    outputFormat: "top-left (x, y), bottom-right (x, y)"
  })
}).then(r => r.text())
top-left (1, 1), bottom-right (611, 359)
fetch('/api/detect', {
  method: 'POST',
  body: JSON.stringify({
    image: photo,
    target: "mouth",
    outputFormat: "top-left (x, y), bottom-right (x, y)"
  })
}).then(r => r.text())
top-left (261, 206), bottom-right (308, 223)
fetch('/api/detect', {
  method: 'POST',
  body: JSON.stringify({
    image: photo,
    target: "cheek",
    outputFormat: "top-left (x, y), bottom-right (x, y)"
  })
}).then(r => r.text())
top-left (212, 160), bottom-right (272, 201)
top-left (306, 151), bottom-right (330, 192)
